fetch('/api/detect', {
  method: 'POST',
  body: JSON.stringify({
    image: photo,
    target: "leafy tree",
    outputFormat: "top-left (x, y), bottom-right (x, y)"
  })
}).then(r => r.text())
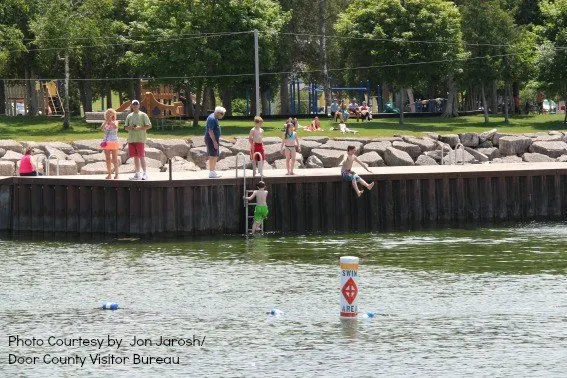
top-left (336, 0), bottom-right (463, 123)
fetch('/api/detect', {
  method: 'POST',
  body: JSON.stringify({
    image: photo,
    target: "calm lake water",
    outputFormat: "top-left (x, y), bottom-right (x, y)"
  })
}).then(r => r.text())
top-left (1, 222), bottom-right (566, 377)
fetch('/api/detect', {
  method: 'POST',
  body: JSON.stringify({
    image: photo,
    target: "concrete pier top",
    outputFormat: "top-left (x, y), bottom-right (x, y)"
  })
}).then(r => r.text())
top-left (4, 162), bottom-right (567, 184)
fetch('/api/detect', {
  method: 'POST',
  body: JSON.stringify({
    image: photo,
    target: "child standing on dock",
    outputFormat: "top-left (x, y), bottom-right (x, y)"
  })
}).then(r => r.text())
top-left (244, 181), bottom-right (269, 234)
top-left (248, 116), bottom-right (265, 175)
top-left (281, 121), bottom-right (301, 175)
top-left (101, 108), bottom-right (120, 179)
top-left (340, 145), bottom-right (375, 197)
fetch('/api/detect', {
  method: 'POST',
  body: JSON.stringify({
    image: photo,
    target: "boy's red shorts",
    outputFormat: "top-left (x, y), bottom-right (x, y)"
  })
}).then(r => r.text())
top-left (251, 143), bottom-right (265, 161)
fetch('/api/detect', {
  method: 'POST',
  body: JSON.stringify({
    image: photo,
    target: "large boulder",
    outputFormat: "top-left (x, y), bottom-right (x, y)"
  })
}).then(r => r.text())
top-left (80, 162), bottom-right (109, 175)
top-left (357, 151), bottom-right (385, 167)
top-left (464, 147), bottom-right (489, 163)
top-left (273, 158), bottom-right (302, 170)
top-left (499, 136), bottom-right (532, 156)
top-left (492, 155), bottom-right (523, 164)
top-left (228, 138), bottom-right (252, 154)
top-left (169, 156), bottom-right (200, 172)
top-left (479, 128), bottom-right (497, 143)
top-left (0, 148), bottom-right (5, 158)
top-left (188, 146), bottom-right (231, 168)
top-left (305, 155), bottom-right (324, 168)
top-left (190, 136), bottom-right (206, 147)
top-left (478, 140), bottom-right (493, 148)
top-left (415, 155), bottom-right (438, 166)
top-left (43, 141), bottom-right (75, 154)
top-left (318, 140), bottom-right (363, 153)
top-left (299, 140), bottom-right (322, 158)
top-left (148, 139), bottom-right (191, 159)
top-left (125, 157), bottom-right (163, 169)
top-left (384, 146), bottom-right (415, 166)
top-left (557, 155), bottom-right (567, 162)
top-left (261, 143), bottom-right (282, 163)
top-left (533, 133), bottom-right (563, 142)
top-left (67, 153), bottom-right (86, 170)
top-left (83, 152), bottom-right (106, 164)
top-left (0, 140), bottom-right (23, 154)
top-left (145, 147), bottom-right (167, 164)
top-left (528, 141), bottom-right (567, 159)
top-left (263, 137), bottom-right (282, 145)
top-left (49, 160), bottom-right (77, 176)
top-left (302, 136), bottom-right (329, 144)
top-left (73, 139), bottom-right (102, 151)
top-left (439, 134), bottom-right (460, 148)
top-left (362, 141), bottom-right (391, 157)
top-left (1, 150), bottom-right (23, 163)
top-left (492, 133), bottom-right (513, 147)
top-left (392, 141), bottom-right (421, 159)
top-left (477, 147), bottom-right (501, 160)
top-left (522, 153), bottom-right (555, 163)
top-left (445, 149), bottom-right (475, 164)
top-left (214, 155), bottom-right (252, 171)
top-left (311, 148), bottom-right (345, 168)
top-left (0, 161), bottom-right (15, 176)
top-left (44, 146), bottom-right (68, 160)
top-left (402, 136), bottom-right (437, 152)
top-left (458, 132), bottom-right (480, 147)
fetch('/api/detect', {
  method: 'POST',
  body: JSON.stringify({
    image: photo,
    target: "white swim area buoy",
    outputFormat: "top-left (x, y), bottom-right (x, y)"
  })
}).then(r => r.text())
top-left (339, 256), bottom-right (359, 319)
top-left (102, 302), bottom-right (119, 310)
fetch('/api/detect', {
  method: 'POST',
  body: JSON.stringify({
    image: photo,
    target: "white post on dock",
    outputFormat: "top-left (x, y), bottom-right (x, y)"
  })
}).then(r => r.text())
top-left (339, 256), bottom-right (359, 319)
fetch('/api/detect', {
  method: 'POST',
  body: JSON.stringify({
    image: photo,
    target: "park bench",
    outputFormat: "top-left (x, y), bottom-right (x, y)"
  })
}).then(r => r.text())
top-left (85, 111), bottom-right (129, 125)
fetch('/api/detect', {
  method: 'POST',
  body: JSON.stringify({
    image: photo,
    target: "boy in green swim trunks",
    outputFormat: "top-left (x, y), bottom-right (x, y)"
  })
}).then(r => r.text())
top-left (244, 181), bottom-right (269, 234)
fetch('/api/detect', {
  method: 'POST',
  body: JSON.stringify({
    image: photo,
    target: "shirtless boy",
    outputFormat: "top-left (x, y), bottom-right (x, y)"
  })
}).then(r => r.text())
top-left (340, 145), bottom-right (375, 197)
top-left (249, 116), bottom-right (265, 175)
top-left (244, 181), bottom-right (269, 234)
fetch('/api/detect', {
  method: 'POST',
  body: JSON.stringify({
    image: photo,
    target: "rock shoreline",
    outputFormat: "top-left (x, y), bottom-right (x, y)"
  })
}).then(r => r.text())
top-left (1, 129), bottom-right (567, 176)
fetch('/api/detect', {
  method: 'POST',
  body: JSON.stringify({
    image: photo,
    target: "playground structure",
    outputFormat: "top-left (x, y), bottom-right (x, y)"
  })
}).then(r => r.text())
top-left (2, 80), bottom-right (64, 116)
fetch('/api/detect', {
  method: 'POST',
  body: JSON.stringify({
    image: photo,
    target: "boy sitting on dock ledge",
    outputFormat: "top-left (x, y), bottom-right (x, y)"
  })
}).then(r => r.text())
top-left (244, 181), bottom-right (269, 234)
top-left (340, 145), bottom-right (375, 197)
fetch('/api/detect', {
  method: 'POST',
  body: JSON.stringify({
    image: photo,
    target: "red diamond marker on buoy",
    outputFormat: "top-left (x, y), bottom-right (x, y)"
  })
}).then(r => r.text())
top-left (341, 277), bottom-right (358, 304)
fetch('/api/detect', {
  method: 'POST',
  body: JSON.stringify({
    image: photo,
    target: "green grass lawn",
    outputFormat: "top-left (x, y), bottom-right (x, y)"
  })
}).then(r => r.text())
top-left (0, 114), bottom-right (566, 143)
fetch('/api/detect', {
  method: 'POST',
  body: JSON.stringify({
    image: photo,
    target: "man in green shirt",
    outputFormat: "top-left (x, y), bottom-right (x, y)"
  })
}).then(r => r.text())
top-left (124, 99), bottom-right (152, 180)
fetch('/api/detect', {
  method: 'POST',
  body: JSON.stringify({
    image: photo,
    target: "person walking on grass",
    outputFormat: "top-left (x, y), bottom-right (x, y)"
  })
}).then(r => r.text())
top-left (244, 181), bottom-right (268, 234)
top-left (205, 106), bottom-right (226, 178)
top-left (100, 108), bottom-right (120, 179)
top-left (339, 145), bottom-right (375, 197)
top-left (125, 99), bottom-right (152, 180)
top-left (281, 121), bottom-right (300, 175)
top-left (249, 116), bottom-right (265, 176)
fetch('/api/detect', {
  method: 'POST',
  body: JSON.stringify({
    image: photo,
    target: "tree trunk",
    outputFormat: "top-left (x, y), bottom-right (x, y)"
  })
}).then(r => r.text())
top-left (134, 78), bottom-right (142, 101)
top-left (106, 86), bottom-right (112, 109)
top-left (261, 87), bottom-right (270, 117)
top-left (62, 54), bottom-right (70, 129)
top-left (491, 79), bottom-right (498, 114)
top-left (407, 88), bottom-right (415, 112)
top-left (184, 83), bottom-right (194, 118)
top-left (280, 73), bottom-right (290, 115)
top-left (202, 86), bottom-right (215, 113)
top-left (127, 80), bottom-right (135, 101)
top-left (0, 80), bottom-right (5, 115)
top-left (25, 68), bottom-right (39, 116)
top-left (399, 88), bottom-right (405, 125)
top-left (192, 79), bottom-right (204, 127)
top-left (481, 83), bottom-right (489, 123)
top-left (442, 73), bottom-right (459, 117)
top-left (220, 88), bottom-right (233, 117)
top-left (318, 0), bottom-right (331, 116)
top-left (504, 84), bottom-right (509, 124)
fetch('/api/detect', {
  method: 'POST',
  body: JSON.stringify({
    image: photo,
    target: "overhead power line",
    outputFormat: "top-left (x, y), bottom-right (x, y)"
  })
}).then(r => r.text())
top-left (0, 51), bottom-right (532, 82)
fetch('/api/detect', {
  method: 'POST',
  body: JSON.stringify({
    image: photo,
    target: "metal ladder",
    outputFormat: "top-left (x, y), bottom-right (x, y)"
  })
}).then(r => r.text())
top-left (236, 152), bottom-right (264, 235)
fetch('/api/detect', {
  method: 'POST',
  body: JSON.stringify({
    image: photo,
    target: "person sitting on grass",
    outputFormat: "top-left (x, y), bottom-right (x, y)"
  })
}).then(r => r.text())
top-left (244, 181), bottom-right (269, 234)
top-left (339, 145), bottom-right (375, 197)
top-left (303, 116), bottom-right (323, 131)
top-left (339, 121), bottom-right (358, 134)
